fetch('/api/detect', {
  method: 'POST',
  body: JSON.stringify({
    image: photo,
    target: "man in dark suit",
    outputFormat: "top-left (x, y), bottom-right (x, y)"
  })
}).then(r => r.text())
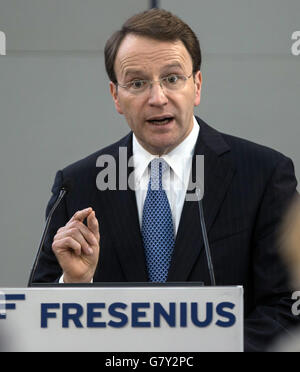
top-left (33, 9), bottom-right (298, 351)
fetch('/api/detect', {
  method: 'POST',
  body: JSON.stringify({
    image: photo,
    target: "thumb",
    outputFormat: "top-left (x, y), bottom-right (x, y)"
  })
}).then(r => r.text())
top-left (69, 208), bottom-right (92, 223)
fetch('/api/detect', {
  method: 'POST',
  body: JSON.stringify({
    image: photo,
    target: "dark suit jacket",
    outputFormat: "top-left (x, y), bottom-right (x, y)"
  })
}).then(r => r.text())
top-left (33, 117), bottom-right (299, 352)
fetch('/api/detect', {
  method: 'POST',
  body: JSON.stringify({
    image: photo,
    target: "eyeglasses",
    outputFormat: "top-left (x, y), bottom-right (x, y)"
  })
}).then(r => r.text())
top-left (117, 73), bottom-right (194, 95)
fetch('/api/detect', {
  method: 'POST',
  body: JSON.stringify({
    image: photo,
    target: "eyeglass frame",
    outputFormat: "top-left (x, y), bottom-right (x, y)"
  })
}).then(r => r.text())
top-left (115, 72), bottom-right (195, 94)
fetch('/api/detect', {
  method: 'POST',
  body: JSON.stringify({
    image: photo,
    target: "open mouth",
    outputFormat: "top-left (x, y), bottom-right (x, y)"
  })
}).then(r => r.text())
top-left (147, 116), bottom-right (174, 126)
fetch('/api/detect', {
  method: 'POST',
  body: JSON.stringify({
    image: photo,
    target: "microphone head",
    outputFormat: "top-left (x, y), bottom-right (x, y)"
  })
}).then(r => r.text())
top-left (61, 178), bottom-right (72, 193)
top-left (196, 187), bottom-right (203, 201)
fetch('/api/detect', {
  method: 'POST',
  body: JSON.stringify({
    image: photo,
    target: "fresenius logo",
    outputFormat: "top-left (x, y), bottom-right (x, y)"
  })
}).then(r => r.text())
top-left (0, 31), bottom-right (6, 56)
top-left (41, 301), bottom-right (236, 329)
top-left (0, 292), bottom-right (26, 319)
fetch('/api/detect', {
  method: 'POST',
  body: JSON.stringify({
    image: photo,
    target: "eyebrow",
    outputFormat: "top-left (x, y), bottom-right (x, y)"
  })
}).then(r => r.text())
top-left (162, 63), bottom-right (184, 71)
top-left (123, 63), bottom-right (185, 80)
top-left (123, 69), bottom-right (145, 79)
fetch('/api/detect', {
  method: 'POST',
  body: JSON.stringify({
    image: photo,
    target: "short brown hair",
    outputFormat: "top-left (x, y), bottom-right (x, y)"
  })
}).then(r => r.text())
top-left (104, 9), bottom-right (202, 83)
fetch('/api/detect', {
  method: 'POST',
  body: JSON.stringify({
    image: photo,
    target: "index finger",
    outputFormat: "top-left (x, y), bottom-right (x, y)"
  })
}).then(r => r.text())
top-left (87, 211), bottom-right (100, 240)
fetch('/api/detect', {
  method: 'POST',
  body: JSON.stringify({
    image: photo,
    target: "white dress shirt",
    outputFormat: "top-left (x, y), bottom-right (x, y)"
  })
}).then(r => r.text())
top-left (132, 116), bottom-right (200, 234)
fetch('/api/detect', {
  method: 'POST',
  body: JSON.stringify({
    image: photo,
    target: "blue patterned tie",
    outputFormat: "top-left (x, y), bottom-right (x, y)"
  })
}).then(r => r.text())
top-left (142, 158), bottom-right (175, 282)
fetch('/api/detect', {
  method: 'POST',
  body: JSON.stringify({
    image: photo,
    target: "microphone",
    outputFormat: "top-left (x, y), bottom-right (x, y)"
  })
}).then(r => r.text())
top-left (196, 188), bottom-right (216, 286)
top-left (27, 180), bottom-right (72, 287)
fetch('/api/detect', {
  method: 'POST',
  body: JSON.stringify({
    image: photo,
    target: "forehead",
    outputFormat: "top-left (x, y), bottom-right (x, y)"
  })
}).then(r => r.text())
top-left (114, 34), bottom-right (192, 77)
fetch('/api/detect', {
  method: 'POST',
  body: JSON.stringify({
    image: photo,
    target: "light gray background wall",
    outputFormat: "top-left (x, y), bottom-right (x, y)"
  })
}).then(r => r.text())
top-left (0, 0), bottom-right (299, 286)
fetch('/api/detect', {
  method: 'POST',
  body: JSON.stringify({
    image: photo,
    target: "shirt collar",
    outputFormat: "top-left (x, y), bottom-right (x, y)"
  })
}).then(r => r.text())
top-left (132, 116), bottom-right (200, 184)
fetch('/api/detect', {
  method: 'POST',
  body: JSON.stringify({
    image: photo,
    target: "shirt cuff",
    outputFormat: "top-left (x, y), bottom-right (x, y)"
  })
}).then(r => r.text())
top-left (58, 275), bottom-right (93, 283)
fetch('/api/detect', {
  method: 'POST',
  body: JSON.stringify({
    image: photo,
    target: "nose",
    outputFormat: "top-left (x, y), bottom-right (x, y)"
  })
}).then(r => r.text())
top-left (147, 81), bottom-right (168, 107)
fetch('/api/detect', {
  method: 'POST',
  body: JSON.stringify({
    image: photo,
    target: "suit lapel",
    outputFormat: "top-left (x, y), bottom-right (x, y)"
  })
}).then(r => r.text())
top-left (108, 188), bottom-right (148, 282)
top-left (98, 134), bottom-right (148, 282)
top-left (168, 118), bottom-right (236, 282)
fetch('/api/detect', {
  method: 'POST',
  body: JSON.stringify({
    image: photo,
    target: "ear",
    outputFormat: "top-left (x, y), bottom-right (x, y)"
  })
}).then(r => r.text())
top-left (110, 82), bottom-right (123, 115)
top-left (193, 71), bottom-right (202, 107)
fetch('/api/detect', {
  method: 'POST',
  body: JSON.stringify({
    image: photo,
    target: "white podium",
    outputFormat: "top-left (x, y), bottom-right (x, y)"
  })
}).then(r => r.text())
top-left (0, 285), bottom-right (243, 352)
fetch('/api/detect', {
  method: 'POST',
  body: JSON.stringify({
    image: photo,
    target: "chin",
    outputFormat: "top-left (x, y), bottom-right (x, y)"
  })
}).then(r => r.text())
top-left (150, 140), bottom-right (178, 155)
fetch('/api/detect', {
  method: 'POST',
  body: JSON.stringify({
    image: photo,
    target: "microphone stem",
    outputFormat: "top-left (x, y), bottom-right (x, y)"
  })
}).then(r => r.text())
top-left (198, 199), bottom-right (216, 286)
top-left (27, 188), bottom-right (67, 287)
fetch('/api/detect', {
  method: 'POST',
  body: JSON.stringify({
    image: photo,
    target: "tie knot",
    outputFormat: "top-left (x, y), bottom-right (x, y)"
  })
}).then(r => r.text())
top-left (150, 158), bottom-right (169, 178)
top-left (149, 158), bottom-right (169, 190)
